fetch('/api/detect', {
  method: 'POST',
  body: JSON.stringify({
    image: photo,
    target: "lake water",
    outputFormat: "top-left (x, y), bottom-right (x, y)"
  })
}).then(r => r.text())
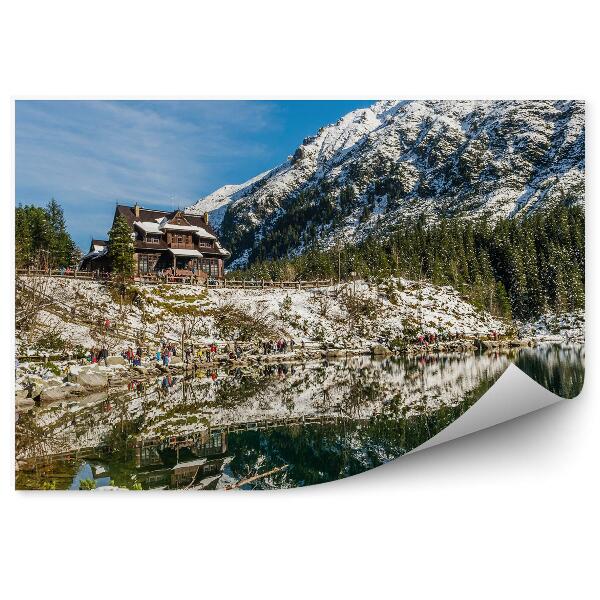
top-left (15, 344), bottom-right (584, 490)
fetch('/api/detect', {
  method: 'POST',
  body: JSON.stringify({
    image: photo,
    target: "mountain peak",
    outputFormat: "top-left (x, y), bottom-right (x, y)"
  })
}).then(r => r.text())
top-left (186, 100), bottom-right (584, 267)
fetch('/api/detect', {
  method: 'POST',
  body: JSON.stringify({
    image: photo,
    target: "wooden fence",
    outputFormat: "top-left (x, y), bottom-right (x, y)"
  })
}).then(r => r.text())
top-left (16, 268), bottom-right (105, 280)
top-left (214, 278), bottom-right (334, 290)
top-left (17, 269), bottom-right (336, 290)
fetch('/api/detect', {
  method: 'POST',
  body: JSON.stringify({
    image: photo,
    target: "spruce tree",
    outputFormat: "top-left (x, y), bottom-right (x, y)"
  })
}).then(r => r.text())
top-left (108, 215), bottom-right (135, 278)
top-left (46, 198), bottom-right (75, 267)
top-left (15, 199), bottom-right (76, 269)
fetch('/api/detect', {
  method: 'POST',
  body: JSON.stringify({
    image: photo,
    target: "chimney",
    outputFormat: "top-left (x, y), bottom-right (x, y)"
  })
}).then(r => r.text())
top-left (134, 203), bottom-right (140, 218)
top-left (203, 212), bottom-right (209, 224)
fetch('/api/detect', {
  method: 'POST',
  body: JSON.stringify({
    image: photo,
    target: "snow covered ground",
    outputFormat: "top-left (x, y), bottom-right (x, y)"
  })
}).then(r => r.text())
top-left (17, 275), bottom-right (508, 354)
top-left (517, 310), bottom-right (585, 344)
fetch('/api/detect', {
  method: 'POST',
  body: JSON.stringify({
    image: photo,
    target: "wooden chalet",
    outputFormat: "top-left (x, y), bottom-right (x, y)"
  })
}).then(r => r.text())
top-left (80, 203), bottom-right (230, 279)
top-left (80, 239), bottom-right (109, 271)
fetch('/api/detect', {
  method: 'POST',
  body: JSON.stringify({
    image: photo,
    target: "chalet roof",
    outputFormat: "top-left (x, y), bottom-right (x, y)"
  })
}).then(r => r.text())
top-left (115, 204), bottom-right (220, 238)
top-left (162, 223), bottom-right (216, 238)
top-left (88, 239), bottom-right (108, 253)
top-left (134, 221), bottom-right (162, 234)
top-left (215, 241), bottom-right (231, 257)
top-left (81, 246), bottom-right (108, 262)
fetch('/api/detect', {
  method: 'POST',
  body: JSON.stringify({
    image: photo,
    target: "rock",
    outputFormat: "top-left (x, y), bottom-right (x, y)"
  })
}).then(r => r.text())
top-left (15, 388), bottom-right (28, 402)
top-left (68, 365), bottom-right (84, 382)
top-left (16, 397), bottom-right (35, 411)
top-left (45, 378), bottom-right (63, 388)
top-left (66, 383), bottom-right (84, 395)
top-left (170, 355), bottom-right (183, 365)
top-left (325, 349), bottom-right (346, 358)
top-left (25, 376), bottom-right (46, 399)
top-left (76, 371), bottom-right (109, 389)
top-left (134, 365), bottom-right (148, 375)
top-left (106, 355), bottom-right (127, 366)
top-left (372, 344), bottom-right (392, 356)
top-left (40, 385), bottom-right (73, 402)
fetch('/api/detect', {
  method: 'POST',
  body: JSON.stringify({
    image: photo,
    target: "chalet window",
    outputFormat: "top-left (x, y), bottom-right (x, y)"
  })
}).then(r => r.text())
top-left (198, 239), bottom-right (213, 248)
top-left (138, 255), bottom-right (150, 274)
top-left (146, 235), bottom-right (160, 244)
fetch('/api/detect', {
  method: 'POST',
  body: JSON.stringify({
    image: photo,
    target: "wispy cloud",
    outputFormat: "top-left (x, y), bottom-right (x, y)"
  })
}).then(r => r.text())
top-left (17, 100), bottom-right (276, 201)
top-left (16, 100), bottom-right (280, 245)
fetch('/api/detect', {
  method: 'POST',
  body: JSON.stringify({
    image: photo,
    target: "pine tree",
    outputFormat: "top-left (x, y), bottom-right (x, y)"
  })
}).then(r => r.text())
top-left (15, 199), bottom-right (77, 269)
top-left (108, 215), bottom-right (135, 278)
top-left (227, 204), bottom-right (584, 322)
top-left (46, 198), bottom-right (75, 267)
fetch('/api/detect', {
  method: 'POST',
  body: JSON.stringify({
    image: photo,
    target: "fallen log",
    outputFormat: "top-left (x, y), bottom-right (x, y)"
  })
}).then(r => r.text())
top-left (225, 464), bottom-right (288, 490)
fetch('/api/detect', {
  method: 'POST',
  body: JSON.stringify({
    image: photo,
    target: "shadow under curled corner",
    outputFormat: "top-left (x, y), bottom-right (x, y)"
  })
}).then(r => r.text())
top-left (410, 360), bottom-right (583, 455)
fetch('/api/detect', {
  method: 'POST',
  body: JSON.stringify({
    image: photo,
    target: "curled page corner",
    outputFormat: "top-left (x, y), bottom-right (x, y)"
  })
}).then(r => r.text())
top-left (409, 364), bottom-right (564, 454)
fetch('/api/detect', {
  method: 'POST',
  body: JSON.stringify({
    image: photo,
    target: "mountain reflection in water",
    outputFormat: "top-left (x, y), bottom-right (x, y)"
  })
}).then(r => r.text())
top-left (15, 345), bottom-right (583, 490)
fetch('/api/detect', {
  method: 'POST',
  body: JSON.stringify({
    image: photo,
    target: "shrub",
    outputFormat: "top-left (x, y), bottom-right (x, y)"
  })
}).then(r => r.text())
top-left (79, 478), bottom-right (96, 490)
top-left (34, 331), bottom-right (66, 352)
top-left (211, 302), bottom-right (274, 341)
top-left (45, 362), bottom-right (62, 377)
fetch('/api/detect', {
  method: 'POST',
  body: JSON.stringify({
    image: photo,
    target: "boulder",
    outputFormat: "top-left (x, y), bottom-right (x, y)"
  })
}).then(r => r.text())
top-left (134, 365), bottom-right (148, 375)
top-left (65, 383), bottom-right (84, 395)
top-left (170, 355), bottom-right (183, 365)
top-left (15, 388), bottom-right (28, 402)
top-left (325, 349), bottom-right (346, 358)
top-left (40, 385), bottom-right (73, 403)
top-left (16, 397), bottom-right (35, 411)
top-left (76, 371), bottom-right (109, 390)
top-left (25, 376), bottom-right (46, 399)
top-left (106, 355), bottom-right (127, 366)
top-left (68, 364), bottom-right (84, 382)
top-left (45, 378), bottom-right (63, 388)
top-left (371, 344), bottom-right (392, 356)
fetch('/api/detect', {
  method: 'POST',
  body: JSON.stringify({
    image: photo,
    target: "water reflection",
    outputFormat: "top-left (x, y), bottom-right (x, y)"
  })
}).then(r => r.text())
top-left (514, 344), bottom-right (584, 398)
top-left (15, 345), bottom-right (584, 490)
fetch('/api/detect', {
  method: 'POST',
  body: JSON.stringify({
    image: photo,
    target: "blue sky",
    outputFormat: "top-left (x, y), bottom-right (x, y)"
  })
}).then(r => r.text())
top-left (15, 100), bottom-right (374, 249)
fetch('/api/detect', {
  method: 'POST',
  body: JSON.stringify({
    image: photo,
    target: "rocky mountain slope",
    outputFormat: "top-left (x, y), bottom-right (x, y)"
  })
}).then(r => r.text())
top-left (186, 100), bottom-right (584, 267)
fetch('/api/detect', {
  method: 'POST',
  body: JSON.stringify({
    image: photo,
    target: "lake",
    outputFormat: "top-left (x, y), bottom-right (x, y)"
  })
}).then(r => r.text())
top-left (15, 344), bottom-right (584, 490)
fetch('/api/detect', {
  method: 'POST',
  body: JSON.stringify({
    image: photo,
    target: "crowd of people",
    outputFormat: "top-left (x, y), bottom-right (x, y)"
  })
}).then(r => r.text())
top-left (415, 330), bottom-right (501, 346)
top-left (261, 338), bottom-right (296, 355)
top-left (155, 342), bottom-right (178, 367)
top-left (86, 330), bottom-right (504, 370)
top-left (123, 346), bottom-right (144, 366)
top-left (88, 347), bottom-right (109, 364)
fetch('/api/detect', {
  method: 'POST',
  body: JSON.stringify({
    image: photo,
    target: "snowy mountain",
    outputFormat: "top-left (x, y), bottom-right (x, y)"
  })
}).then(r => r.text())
top-left (186, 100), bottom-right (585, 267)
top-left (187, 170), bottom-right (269, 230)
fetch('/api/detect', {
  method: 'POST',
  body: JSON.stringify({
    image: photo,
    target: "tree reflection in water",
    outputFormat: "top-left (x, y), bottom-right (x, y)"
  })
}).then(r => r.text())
top-left (15, 345), bottom-right (584, 490)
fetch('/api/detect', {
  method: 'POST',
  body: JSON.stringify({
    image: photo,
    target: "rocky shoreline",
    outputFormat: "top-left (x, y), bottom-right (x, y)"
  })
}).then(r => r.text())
top-left (15, 337), bottom-right (546, 412)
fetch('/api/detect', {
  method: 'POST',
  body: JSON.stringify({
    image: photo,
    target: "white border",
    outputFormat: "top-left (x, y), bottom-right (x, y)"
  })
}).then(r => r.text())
top-left (1, 2), bottom-right (597, 599)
